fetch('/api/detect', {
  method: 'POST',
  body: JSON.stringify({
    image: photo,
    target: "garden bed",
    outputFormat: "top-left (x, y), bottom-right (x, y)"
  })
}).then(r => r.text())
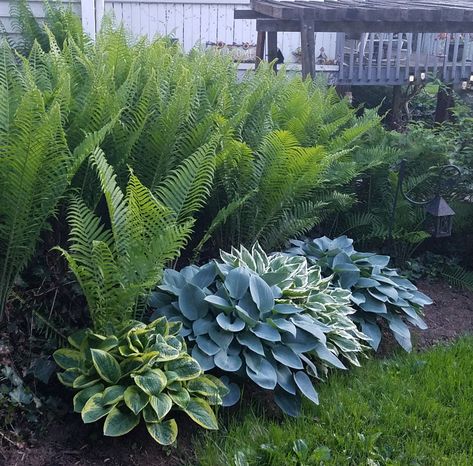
top-left (2, 279), bottom-right (472, 466)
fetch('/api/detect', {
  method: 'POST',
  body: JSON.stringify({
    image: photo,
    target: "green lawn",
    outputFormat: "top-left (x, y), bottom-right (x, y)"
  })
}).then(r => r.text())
top-left (194, 338), bottom-right (473, 466)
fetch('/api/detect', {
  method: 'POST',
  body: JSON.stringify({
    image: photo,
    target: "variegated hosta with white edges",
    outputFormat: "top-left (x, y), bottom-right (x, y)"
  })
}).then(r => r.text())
top-left (54, 317), bottom-right (227, 445)
top-left (286, 236), bottom-right (432, 352)
top-left (150, 244), bottom-right (368, 417)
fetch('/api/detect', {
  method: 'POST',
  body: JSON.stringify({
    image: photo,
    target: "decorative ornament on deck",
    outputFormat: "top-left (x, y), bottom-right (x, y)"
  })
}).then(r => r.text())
top-left (388, 159), bottom-right (461, 242)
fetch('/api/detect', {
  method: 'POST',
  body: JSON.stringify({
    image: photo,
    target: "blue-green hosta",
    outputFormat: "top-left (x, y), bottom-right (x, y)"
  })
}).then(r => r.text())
top-left (286, 236), bottom-right (432, 352)
top-left (150, 244), bottom-right (367, 417)
top-left (54, 317), bottom-right (227, 445)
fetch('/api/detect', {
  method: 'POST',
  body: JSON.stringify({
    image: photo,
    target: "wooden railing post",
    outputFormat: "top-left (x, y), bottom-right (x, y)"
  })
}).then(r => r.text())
top-left (301, 19), bottom-right (315, 79)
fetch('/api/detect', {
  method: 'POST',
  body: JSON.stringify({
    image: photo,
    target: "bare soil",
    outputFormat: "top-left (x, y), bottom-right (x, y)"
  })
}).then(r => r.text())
top-left (1, 279), bottom-right (472, 466)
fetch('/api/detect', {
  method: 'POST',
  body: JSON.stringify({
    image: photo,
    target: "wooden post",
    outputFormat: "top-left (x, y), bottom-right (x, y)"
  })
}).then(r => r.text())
top-left (391, 85), bottom-right (403, 129)
top-left (301, 20), bottom-right (315, 79)
top-left (255, 31), bottom-right (266, 70)
top-left (81, 0), bottom-right (96, 40)
top-left (435, 84), bottom-right (454, 123)
top-left (267, 31), bottom-right (278, 71)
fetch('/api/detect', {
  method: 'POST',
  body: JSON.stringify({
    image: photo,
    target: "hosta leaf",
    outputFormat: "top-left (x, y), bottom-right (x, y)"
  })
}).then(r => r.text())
top-left (214, 349), bottom-right (242, 372)
top-left (386, 315), bottom-right (411, 339)
top-left (166, 356), bottom-right (202, 380)
top-left (368, 288), bottom-right (389, 302)
top-left (102, 385), bottom-right (126, 405)
top-left (209, 326), bottom-right (234, 350)
top-left (221, 380), bottom-right (240, 407)
top-left (179, 283), bottom-right (208, 320)
top-left (133, 369), bottom-right (167, 395)
top-left (355, 278), bottom-right (381, 288)
top-left (72, 374), bottom-right (101, 389)
top-left (290, 315), bottom-right (326, 343)
top-left (366, 255), bottom-right (390, 267)
top-left (204, 295), bottom-right (233, 311)
top-left (90, 349), bottom-right (121, 384)
top-left (103, 406), bottom-right (140, 437)
top-left (67, 329), bottom-right (88, 349)
top-left (376, 285), bottom-right (399, 301)
top-left (146, 419), bottom-right (178, 445)
top-left (409, 290), bottom-right (433, 306)
top-left (120, 357), bottom-right (145, 376)
top-left (170, 388), bottom-right (190, 408)
top-left (360, 319), bottom-right (382, 351)
top-left (274, 388), bottom-right (301, 417)
top-left (246, 359), bottom-right (277, 390)
top-left (273, 304), bottom-right (303, 315)
top-left (234, 305), bottom-right (258, 327)
top-left (271, 346), bottom-right (303, 369)
top-left (294, 371), bottom-right (319, 404)
top-left (184, 398), bottom-right (218, 430)
top-left (187, 377), bottom-right (220, 397)
top-left (95, 336), bottom-right (120, 352)
top-left (351, 292), bottom-right (366, 306)
top-left (249, 275), bottom-right (274, 312)
top-left (276, 364), bottom-right (296, 394)
top-left (268, 318), bottom-right (297, 337)
top-left (193, 316), bottom-right (214, 336)
top-left (402, 306), bottom-right (427, 330)
top-left (196, 335), bottom-right (221, 356)
top-left (314, 343), bottom-right (346, 370)
top-left (191, 262), bottom-right (217, 288)
top-left (191, 346), bottom-right (216, 371)
top-left (82, 393), bottom-right (114, 423)
top-left (250, 322), bottom-right (281, 342)
top-left (225, 267), bottom-right (250, 299)
top-left (149, 393), bottom-right (173, 420)
top-left (124, 386), bottom-right (149, 414)
top-left (236, 331), bottom-right (265, 356)
top-left (359, 295), bottom-right (387, 314)
top-left (53, 349), bottom-right (82, 370)
top-left (73, 384), bottom-right (104, 413)
top-left (58, 368), bottom-right (83, 387)
top-left (216, 313), bottom-right (246, 332)
top-left (338, 269), bottom-right (360, 289)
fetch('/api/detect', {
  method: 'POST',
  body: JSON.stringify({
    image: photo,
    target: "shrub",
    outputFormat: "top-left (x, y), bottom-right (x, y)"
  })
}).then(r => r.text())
top-left (286, 236), bottom-right (432, 351)
top-left (54, 317), bottom-right (227, 445)
top-left (150, 244), bottom-right (367, 417)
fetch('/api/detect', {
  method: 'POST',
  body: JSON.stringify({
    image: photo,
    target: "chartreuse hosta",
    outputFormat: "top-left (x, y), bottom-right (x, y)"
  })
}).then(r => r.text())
top-left (286, 236), bottom-right (432, 352)
top-left (150, 244), bottom-right (367, 417)
top-left (54, 317), bottom-right (227, 445)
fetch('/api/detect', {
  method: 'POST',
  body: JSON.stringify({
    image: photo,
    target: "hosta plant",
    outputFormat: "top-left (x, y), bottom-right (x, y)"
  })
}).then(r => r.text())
top-left (150, 244), bottom-right (367, 417)
top-left (54, 317), bottom-right (227, 445)
top-left (286, 236), bottom-right (432, 352)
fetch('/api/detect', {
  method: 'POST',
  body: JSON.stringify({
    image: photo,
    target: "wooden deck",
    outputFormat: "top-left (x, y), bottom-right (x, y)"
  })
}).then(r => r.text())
top-left (236, 0), bottom-right (473, 85)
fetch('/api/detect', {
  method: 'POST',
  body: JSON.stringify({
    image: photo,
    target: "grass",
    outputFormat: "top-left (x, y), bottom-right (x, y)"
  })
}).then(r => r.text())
top-left (194, 338), bottom-right (473, 466)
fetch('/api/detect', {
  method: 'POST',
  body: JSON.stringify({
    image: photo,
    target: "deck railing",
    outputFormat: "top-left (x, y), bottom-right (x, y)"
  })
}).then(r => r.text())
top-left (337, 32), bottom-right (473, 85)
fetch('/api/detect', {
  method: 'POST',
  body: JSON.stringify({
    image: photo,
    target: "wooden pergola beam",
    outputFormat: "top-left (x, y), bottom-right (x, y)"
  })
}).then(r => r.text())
top-left (255, 19), bottom-right (473, 34)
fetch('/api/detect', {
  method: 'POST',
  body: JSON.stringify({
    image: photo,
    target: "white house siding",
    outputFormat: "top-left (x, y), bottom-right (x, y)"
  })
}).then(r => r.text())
top-left (0, 0), bottom-right (336, 64)
top-left (105, 0), bottom-right (337, 63)
top-left (0, 0), bottom-right (81, 43)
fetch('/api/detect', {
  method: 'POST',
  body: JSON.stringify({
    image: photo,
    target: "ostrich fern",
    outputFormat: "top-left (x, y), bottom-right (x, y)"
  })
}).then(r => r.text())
top-left (55, 149), bottom-right (193, 331)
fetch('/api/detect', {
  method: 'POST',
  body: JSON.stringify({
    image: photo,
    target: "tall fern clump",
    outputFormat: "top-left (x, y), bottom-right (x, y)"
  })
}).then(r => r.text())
top-left (55, 149), bottom-right (193, 331)
top-left (195, 76), bottom-right (388, 256)
top-left (0, 37), bottom-right (94, 318)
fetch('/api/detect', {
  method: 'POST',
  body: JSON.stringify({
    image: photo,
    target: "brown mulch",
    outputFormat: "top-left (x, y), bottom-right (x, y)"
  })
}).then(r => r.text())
top-left (412, 279), bottom-right (473, 349)
top-left (1, 279), bottom-right (473, 466)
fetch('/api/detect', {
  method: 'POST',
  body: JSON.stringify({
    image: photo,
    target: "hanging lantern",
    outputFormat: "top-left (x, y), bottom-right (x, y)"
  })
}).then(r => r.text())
top-left (424, 195), bottom-right (455, 238)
